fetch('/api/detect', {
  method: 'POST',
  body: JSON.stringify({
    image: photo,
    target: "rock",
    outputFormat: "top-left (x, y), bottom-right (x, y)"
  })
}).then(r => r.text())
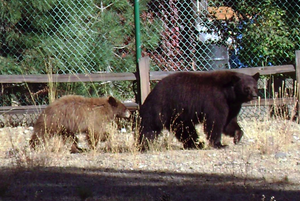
top-left (275, 152), bottom-right (287, 159)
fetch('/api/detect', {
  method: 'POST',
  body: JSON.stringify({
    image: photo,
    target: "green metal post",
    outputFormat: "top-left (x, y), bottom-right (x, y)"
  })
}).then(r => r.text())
top-left (134, 0), bottom-right (142, 104)
top-left (134, 0), bottom-right (141, 64)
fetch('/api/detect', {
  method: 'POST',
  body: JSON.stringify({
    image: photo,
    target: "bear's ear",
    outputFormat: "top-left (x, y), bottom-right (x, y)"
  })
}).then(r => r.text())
top-left (252, 72), bottom-right (260, 81)
top-left (108, 96), bottom-right (118, 107)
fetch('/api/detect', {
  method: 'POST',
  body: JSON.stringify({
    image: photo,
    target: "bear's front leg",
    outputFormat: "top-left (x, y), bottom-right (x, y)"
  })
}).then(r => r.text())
top-left (204, 119), bottom-right (227, 149)
top-left (223, 117), bottom-right (244, 144)
top-left (233, 130), bottom-right (243, 144)
top-left (210, 138), bottom-right (228, 149)
top-left (139, 128), bottom-right (161, 151)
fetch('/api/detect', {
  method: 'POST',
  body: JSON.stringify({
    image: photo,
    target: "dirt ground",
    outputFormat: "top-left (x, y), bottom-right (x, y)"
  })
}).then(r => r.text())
top-left (0, 120), bottom-right (300, 201)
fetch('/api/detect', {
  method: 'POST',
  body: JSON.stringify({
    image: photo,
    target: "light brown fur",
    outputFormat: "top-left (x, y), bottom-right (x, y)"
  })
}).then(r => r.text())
top-left (30, 95), bottom-right (130, 152)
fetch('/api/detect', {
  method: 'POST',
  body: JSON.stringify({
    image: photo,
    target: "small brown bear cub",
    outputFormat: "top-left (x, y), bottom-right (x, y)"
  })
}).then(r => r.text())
top-left (139, 71), bottom-right (259, 151)
top-left (30, 95), bottom-right (130, 153)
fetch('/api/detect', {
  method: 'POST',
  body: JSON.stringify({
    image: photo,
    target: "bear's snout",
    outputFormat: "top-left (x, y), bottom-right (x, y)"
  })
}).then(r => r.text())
top-left (245, 86), bottom-right (258, 100)
top-left (121, 109), bottom-right (131, 118)
top-left (251, 91), bottom-right (258, 99)
top-left (125, 110), bottom-right (131, 118)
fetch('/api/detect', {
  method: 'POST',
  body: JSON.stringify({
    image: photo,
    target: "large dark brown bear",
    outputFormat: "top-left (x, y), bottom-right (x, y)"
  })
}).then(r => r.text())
top-left (139, 71), bottom-right (259, 150)
top-left (30, 95), bottom-right (130, 152)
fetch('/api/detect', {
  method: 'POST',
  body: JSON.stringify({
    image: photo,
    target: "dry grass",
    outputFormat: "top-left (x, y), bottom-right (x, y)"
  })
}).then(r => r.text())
top-left (241, 118), bottom-right (297, 154)
top-left (0, 114), bottom-right (300, 201)
top-left (1, 109), bottom-right (299, 167)
top-left (0, 79), bottom-right (300, 200)
top-left (0, 111), bottom-right (299, 200)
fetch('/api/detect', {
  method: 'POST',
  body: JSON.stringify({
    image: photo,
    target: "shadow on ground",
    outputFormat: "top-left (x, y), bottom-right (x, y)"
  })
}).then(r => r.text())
top-left (0, 166), bottom-right (298, 201)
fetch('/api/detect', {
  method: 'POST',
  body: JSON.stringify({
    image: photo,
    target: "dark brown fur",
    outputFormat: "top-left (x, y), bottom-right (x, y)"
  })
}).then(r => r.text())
top-left (30, 95), bottom-right (130, 152)
top-left (139, 71), bottom-right (259, 150)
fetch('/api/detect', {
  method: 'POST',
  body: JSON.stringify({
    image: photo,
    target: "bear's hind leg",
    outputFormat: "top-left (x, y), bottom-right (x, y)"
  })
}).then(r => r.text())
top-left (173, 121), bottom-right (200, 149)
top-left (29, 129), bottom-right (47, 149)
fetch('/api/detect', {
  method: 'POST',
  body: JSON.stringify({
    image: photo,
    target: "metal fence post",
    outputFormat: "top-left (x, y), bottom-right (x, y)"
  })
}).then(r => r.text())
top-left (134, 0), bottom-right (142, 64)
top-left (295, 50), bottom-right (300, 119)
top-left (134, 0), bottom-right (143, 105)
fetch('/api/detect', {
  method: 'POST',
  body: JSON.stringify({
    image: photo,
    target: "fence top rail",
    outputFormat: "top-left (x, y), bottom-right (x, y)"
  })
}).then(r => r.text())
top-left (0, 72), bottom-right (137, 83)
top-left (0, 64), bottom-right (294, 84)
top-left (150, 65), bottom-right (295, 81)
top-left (0, 102), bottom-right (139, 114)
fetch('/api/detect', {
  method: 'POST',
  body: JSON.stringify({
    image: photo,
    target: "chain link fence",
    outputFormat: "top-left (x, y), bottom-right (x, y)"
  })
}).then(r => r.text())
top-left (1, 0), bottom-right (144, 75)
top-left (145, 0), bottom-right (300, 71)
top-left (2, 0), bottom-right (299, 74)
top-left (1, 0), bottom-right (299, 124)
top-left (143, 0), bottom-right (299, 120)
top-left (1, 0), bottom-right (155, 107)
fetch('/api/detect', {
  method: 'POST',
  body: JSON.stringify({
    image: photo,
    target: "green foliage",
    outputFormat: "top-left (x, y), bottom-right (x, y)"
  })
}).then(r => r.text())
top-left (0, 0), bottom-right (58, 74)
top-left (0, 0), bottom-right (161, 102)
top-left (0, 0), bottom-right (161, 75)
top-left (239, 4), bottom-right (294, 66)
top-left (206, 0), bottom-right (299, 67)
top-left (0, 56), bottom-right (22, 74)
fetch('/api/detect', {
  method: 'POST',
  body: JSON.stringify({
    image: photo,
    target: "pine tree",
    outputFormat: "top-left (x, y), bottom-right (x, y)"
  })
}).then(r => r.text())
top-left (0, 0), bottom-right (161, 101)
top-left (0, 0), bottom-right (161, 75)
